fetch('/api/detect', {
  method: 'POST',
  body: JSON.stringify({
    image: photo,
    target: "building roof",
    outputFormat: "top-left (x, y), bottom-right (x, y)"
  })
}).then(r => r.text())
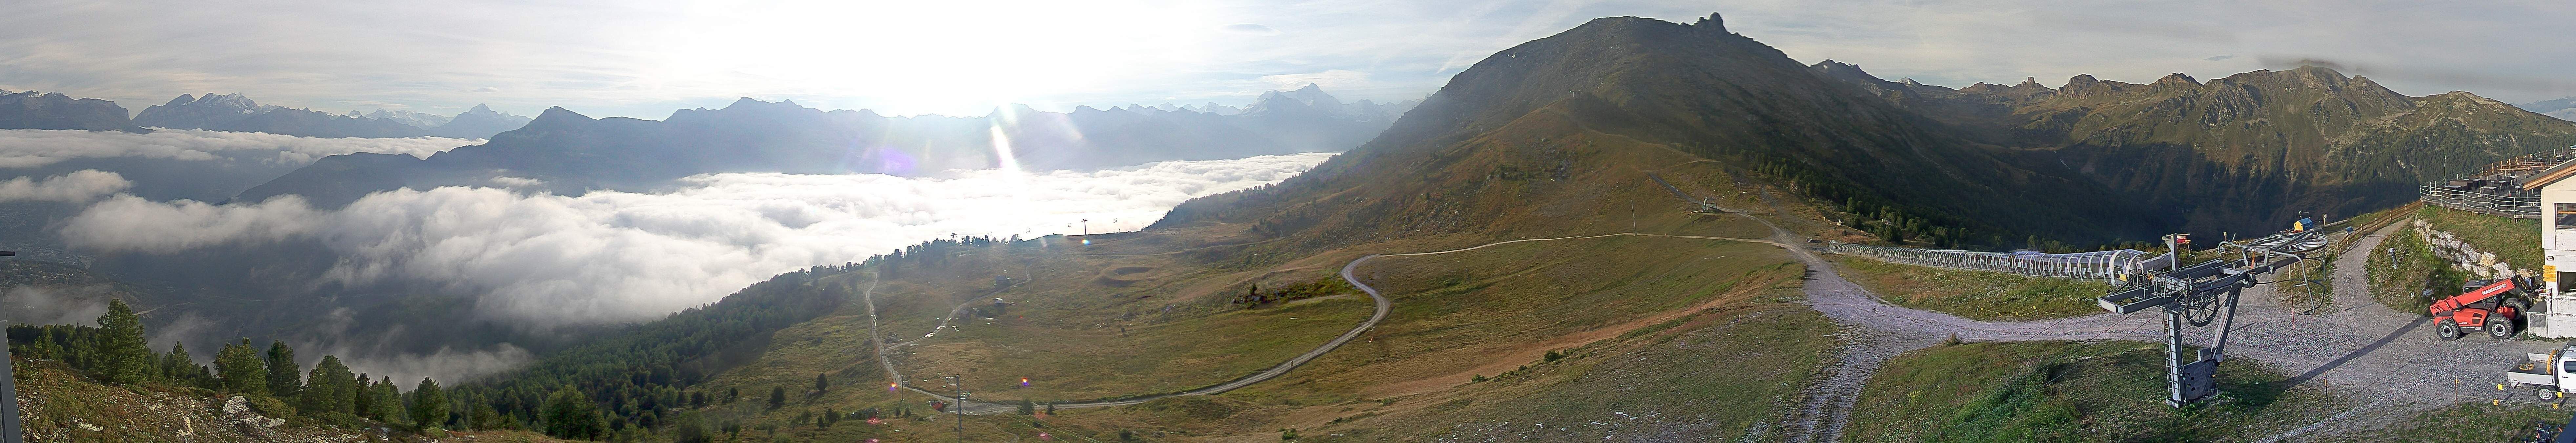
top-left (2526, 158), bottom-right (2576, 191)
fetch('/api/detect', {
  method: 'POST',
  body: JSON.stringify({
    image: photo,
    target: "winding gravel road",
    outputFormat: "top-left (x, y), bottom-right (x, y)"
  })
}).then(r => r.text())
top-left (1735, 205), bottom-right (2561, 442)
top-left (861, 198), bottom-right (2553, 443)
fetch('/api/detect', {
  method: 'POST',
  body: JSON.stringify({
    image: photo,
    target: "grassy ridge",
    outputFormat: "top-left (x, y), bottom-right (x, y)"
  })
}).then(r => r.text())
top-left (1829, 256), bottom-right (2109, 321)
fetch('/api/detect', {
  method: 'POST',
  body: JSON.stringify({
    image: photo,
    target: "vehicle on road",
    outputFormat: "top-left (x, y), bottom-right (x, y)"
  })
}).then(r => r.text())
top-left (2433, 277), bottom-right (2535, 341)
top-left (2507, 343), bottom-right (2576, 401)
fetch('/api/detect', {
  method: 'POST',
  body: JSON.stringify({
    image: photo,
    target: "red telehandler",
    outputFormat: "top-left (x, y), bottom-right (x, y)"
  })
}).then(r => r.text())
top-left (2430, 276), bottom-right (2534, 341)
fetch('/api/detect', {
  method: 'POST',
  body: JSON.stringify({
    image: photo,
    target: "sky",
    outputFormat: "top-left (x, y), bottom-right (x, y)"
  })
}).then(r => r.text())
top-left (3, 0), bottom-right (2574, 119)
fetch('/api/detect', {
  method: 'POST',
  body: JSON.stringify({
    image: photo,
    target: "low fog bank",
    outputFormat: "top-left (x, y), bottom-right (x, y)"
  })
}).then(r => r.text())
top-left (0, 128), bottom-right (473, 168)
top-left (61, 152), bottom-right (1329, 327)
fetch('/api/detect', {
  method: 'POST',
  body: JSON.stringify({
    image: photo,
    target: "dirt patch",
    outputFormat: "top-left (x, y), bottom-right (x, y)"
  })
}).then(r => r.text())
top-left (1095, 265), bottom-right (1155, 287)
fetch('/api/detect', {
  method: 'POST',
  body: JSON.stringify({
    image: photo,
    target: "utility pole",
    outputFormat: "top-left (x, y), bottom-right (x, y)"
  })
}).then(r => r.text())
top-left (943, 375), bottom-right (967, 442)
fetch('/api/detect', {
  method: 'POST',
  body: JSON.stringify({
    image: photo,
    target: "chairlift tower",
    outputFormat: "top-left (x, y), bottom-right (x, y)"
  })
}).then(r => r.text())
top-left (2096, 236), bottom-right (2307, 407)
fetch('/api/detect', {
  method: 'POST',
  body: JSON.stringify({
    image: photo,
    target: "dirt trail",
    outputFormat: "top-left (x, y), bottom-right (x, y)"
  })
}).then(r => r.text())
top-left (862, 192), bottom-right (2551, 435)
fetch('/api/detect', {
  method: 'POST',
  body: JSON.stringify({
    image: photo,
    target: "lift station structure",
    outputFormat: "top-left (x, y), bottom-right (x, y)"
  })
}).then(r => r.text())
top-left (2097, 231), bottom-right (2322, 407)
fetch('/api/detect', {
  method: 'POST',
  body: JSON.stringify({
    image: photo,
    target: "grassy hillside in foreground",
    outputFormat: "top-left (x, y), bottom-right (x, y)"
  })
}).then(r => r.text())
top-left (1220, 234), bottom-right (1804, 406)
top-left (1828, 256), bottom-right (2109, 321)
top-left (2307, 402), bottom-right (2575, 442)
top-left (674, 220), bottom-right (1813, 441)
top-left (853, 105), bottom-right (1821, 403)
top-left (1280, 304), bottom-right (1838, 442)
top-left (1843, 341), bottom-right (2341, 443)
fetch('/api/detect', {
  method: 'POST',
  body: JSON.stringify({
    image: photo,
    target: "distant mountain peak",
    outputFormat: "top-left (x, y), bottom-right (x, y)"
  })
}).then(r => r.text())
top-left (1282, 84), bottom-right (1340, 107)
top-left (528, 106), bottom-right (592, 127)
top-left (725, 96), bottom-right (806, 110)
top-left (2153, 73), bottom-right (2199, 86)
top-left (1692, 12), bottom-right (1726, 32)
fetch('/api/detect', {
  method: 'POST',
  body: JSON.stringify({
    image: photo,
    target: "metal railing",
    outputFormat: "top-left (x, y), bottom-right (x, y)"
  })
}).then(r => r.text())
top-left (1825, 242), bottom-right (2167, 284)
top-left (2419, 185), bottom-right (2540, 219)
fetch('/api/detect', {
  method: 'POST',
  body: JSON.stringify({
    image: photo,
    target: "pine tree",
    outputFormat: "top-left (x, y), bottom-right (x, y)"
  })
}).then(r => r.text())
top-left (374, 375), bottom-right (403, 422)
top-left (818, 407), bottom-right (836, 429)
top-left (304, 356), bottom-right (358, 415)
top-left (408, 378), bottom-right (448, 431)
top-left (724, 387), bottom-right (739, 404)
top-left (90, 299), bottom-right (151, 385)
top-left (466, 392), bottom-right (506, 431)
top-left (266, 341), bottom-right (302, 399)
top-left (541, 387), bottom-right (604, 439)
top-left (353, 373), bottom-right (376, 418)
top-left (1017, 399), bottom-right (1035, 415)
top-left (813, 373), bottom-right (828, 393)
top-left (160, 342), bottom-right (191, 381)
top-left (768, 386), bottom-right (786, 410)
top-left (214, 338), bottom-right (268, 394)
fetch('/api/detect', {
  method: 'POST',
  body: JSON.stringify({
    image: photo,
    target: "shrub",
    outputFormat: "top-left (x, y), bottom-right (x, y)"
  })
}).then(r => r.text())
top-left (248, 395), bottom-right (296, 418)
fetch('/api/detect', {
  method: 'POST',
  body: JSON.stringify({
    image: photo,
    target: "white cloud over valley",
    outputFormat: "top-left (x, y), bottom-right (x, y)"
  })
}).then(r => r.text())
top-left (61, 152), bottom-right (1335, 326)
top-left (0, 128), bottom-right (474, 168)
top-left (0, 170), bottom-right (130, 203)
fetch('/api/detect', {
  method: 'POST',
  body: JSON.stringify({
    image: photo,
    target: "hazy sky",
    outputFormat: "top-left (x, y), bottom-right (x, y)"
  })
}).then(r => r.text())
top-left (4, 0), bottom-right (2571, 119)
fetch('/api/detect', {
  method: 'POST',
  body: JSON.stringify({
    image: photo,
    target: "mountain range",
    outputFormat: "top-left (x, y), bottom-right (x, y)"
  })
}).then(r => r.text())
top-left (136, 93), bottom-right (533, 139)
top-left (1811, 60), bottom-right (2576, 236)
top-left (0, 90), bottom-right (150, 133)
top-left (22, 11), bottom-right (2576, 441)
top-left (233, 85), bottom-right (1418, 207)
top-left (2523, 97), bottom-right (2576, 121)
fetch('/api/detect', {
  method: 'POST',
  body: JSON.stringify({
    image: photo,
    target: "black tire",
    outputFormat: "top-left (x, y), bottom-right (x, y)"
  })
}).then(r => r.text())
top-left (2543, 389), bottom-right (2561, 401)
top-left (2438, 319), bottom-right (2463, 341)
top-left (2507, 297), bottom-right (2533, 312)
top-left (2491, 318), bottom-right (2519, 338)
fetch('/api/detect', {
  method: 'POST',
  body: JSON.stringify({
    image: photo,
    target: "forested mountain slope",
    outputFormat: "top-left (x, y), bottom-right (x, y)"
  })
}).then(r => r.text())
top-left (1813, 61), bottom-right (2576, 235)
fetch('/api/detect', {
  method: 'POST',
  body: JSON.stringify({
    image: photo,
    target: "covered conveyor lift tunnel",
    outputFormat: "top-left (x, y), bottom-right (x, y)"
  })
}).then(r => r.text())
top-left (2097, 231), bottom-right (2325, 407)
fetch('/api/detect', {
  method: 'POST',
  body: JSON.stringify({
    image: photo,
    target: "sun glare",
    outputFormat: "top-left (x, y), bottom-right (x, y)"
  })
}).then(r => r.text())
top-left (657, 0), bottom-right (1215, 116)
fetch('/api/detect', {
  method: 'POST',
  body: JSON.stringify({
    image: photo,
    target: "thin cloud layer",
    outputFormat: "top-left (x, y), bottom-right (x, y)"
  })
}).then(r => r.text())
top-left (0, 285), bottom-right (112, 327)
top-left (0, 128), bottom-right (474, 168)
top-left (0, 170), bottom-right (131, 203)
top-left (63, 152), bottom-right (1335, 326)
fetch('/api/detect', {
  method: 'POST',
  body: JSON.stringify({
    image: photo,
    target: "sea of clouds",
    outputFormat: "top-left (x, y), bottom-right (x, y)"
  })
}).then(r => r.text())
top-left (58, 152), bottom-right (1334, 326)
top-left (0, 128), bottom-right (474, 168)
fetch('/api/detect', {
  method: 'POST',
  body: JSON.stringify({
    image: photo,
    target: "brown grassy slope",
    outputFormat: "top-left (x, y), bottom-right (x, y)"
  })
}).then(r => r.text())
top-left (1160, 15), bottom-right (2163, 248)
top-left (684, 102), bottom-right (1849, 441)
